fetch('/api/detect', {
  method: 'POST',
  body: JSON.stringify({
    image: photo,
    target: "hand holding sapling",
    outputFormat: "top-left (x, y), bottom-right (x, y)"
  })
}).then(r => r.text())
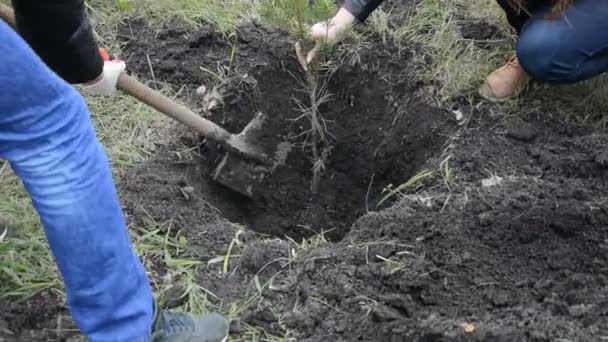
top-left (296, 7), bottom-right (356, 70)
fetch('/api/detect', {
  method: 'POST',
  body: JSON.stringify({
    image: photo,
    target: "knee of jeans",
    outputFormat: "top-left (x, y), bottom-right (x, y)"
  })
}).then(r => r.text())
top-left (15, 144), bottom-right (109, 211)
top-left (516, 33), bottom-right (557, 82)
top-left (10, 118), bottom-right (107, 212)
top-left (516, 21), bottom-right (580, 83)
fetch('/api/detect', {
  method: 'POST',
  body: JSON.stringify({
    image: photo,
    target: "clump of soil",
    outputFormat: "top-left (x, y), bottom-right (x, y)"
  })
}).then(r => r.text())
top-left (119, 18), bottom-right (453, 240)
top-left (0, 292), bottom-right (73, 341)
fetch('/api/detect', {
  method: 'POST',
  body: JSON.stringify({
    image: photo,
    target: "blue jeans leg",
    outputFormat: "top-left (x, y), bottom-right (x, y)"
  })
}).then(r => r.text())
top-left (0, 21), bottom-right (153, 342)
top-left (516, 0), bottom-right (608, 83)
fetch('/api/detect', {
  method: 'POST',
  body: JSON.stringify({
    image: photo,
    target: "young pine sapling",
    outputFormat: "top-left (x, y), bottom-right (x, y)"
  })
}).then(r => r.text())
top-left (259, 0), bottom-right (338, 193)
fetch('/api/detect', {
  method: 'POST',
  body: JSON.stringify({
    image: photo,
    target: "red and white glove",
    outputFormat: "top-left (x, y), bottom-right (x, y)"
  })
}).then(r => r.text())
top-left (82, 48), bottom-right (125, 96)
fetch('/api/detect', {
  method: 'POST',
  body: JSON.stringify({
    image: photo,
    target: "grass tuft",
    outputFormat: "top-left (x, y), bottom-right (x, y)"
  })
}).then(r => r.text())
top-left (378, 169), bottom-right (436, 206)
top-left (88, 0), bottom-right (251, 33)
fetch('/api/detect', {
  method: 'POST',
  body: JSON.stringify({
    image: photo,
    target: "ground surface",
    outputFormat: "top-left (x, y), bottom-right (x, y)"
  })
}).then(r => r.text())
top-left (1, 0), bottom-right (608, 341)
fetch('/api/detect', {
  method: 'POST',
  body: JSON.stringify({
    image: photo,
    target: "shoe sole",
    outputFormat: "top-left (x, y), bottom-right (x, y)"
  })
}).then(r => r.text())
top-left (478, 82), bottom-right (512, 103)
top-left (479, 79), bottom-right (532, 103)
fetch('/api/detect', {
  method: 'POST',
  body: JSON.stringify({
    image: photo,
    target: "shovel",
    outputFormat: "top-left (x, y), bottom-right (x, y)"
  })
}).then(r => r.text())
top-left (0, 3), bottom-right (285, 198)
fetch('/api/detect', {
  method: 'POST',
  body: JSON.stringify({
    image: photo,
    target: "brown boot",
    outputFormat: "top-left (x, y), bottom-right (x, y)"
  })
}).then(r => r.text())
top-left (479, 57), bottom-right (531, 102)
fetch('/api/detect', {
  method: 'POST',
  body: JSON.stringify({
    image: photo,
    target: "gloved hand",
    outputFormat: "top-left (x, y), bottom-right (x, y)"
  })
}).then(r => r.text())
top-left (295, 7), bottom-right (356, 71)
top-left (81, 48), bottom-right (125, 96)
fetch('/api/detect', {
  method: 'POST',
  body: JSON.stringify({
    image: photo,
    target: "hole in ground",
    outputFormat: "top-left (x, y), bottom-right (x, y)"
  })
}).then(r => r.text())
top-left (120, 21), bottom-right (454, 241)
top-left (195, 65), bottom-right (450, 241)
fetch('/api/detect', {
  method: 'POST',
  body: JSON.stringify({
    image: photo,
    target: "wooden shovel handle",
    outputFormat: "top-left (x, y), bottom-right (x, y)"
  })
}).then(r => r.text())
top-left (117, 74), bottom-right (232, 143)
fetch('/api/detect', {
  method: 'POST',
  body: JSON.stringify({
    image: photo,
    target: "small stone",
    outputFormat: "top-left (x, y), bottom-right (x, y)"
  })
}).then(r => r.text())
top-left (594, 150), bottom-right (608, 168)
top-left (517, 228), bottom-right (538, 244)
top-left (379, 293), bottom-right (415, 317)
top-left (482, 175), bottom-right (503, 187)
top-left (0, 319), bottom-right (11, 335)
top-left (490, 289), bottom-right (512, 307)
top-left (371, 304), bottom-right (401, 322)
top-left (533, 278), bottom-right (553, 290)
top-left (304, 259), bottom-right (316, 272)
top-left (478, 212), bottom-right (494, 227)
top-left (419, 292), bottom-right (438, 306)
top-left (162, 284), bottom-right (187, 308)
top-left (550, 220), bottom-right (576, 238)
top-left (229, 320), bottom-right (243, 334)
top-left (463, 162), bottom-right (476, 171)
top-left (568, 304), bottom-right (591, 318)
top-left (334, 320), bottom-right (346, 333)
top-left (254, 308), bottom-right (276, 323)
top-left (507, 123), bottom-right (537, 142)
top-left (547, 254), bottom-right (569, 271)
top-left (283, 312), bottom-right (306, 329)
top-left (179, 186), bottom-right (195, 200)
top-left (195, 84), bottom-right (207, 96)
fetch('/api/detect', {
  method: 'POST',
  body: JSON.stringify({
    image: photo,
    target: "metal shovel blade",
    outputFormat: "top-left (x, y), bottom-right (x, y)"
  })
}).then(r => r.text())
top-left (212, 112), bottom-right (291, 198)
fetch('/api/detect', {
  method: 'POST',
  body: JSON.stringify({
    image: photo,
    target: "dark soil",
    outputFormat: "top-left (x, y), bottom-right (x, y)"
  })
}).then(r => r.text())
top-left (3, 5), bottom-right (608, 342)
top-left (118, 18), bottom-right (453, 241)
top-left (0, 292), bottom-right (74, 341)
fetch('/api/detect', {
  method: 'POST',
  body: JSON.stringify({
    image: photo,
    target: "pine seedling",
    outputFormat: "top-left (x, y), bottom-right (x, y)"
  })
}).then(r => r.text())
top-left (259, 0), bottom-right (338, 193)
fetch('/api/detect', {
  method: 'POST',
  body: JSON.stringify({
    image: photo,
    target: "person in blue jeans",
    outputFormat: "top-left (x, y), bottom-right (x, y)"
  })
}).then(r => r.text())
top-left (296, 0), bottom-right (608, 102)
top-left (0, 1), bottom-right (228, 341)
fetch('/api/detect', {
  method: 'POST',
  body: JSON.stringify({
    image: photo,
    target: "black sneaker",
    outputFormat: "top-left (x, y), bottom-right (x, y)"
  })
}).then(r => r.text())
top-left (151, 305), bottom-right (229, 342)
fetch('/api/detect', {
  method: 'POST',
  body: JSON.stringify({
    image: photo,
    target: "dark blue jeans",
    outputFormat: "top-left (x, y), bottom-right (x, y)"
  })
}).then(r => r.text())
top-left (0, 19), bottom-right (153, 341)
top-left (515, 0), bottom-right (608, 83)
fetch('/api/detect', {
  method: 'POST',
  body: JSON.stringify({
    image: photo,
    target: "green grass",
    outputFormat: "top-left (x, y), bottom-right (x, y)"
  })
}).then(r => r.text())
top-left (87, 0), bottom-right (251, 33)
